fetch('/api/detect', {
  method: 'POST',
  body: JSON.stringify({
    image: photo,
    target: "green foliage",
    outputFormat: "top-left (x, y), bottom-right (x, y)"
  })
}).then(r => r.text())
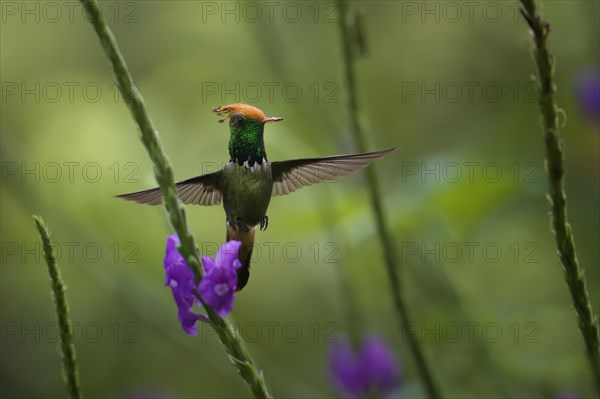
top-left (33, 216), bottom-right (81, 399)
top-left (1, 1), bottom-right (599, 398)
top-left (520, 0), bottom-right (599, 392)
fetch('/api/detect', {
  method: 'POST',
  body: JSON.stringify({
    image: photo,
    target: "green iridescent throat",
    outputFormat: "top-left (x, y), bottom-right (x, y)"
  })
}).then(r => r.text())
top-left (228, 119), bottom-right (267, 166)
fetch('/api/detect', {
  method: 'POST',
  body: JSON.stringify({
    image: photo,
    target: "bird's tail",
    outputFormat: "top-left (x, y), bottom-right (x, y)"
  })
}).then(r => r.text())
top-left (226, 224), bottom-right (255, 291)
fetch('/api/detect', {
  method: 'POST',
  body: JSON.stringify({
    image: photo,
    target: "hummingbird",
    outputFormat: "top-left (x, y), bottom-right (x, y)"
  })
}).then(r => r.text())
top-left (118, 103), bottom-right (395, 290)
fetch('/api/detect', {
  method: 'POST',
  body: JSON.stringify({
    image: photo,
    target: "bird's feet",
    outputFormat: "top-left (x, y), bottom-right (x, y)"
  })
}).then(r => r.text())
top-left (234, 218), bottom-right (250, 233)
top-left (260, 215), bottom-right (269, 231)
top-left (227, 218), bottom-right (262, 233)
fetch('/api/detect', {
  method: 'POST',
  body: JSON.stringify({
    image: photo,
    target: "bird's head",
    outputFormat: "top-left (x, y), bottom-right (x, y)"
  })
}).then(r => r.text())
top-left (213, 104), bottom-right (283, 165)
top-left (213, 103), bottom-right (283, 134)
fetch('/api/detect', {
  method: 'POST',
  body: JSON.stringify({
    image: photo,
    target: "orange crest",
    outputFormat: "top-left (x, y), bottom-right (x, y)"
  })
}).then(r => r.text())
top-left (213, 104), bottom-right (267, 123)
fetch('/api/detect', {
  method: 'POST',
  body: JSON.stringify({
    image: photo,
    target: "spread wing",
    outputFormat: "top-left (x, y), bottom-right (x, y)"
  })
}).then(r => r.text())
top-left (116, 171), bottom-right (222, 206)
top-left (271, 148), bottom-right (396, 196)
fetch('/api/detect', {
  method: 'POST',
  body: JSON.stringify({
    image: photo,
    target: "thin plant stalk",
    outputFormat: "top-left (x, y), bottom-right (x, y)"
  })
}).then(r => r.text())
top-left (33, 216), bottom-right (82, 399)
top-left (336, 1), bottom-right (441, 398)
top-left (519, 0), bottom-right (600, 393)
top-left (76, 1), bottom-right (271, 397)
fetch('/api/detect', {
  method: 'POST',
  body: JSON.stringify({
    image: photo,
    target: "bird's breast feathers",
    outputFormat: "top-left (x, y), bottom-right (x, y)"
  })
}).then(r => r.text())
top-left (222, 160), bottom-right (273, 192)
top-left (221, 160), bottom-right (273, 225)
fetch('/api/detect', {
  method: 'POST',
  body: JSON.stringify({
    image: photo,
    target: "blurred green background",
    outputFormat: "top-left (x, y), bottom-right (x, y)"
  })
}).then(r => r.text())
top-left (1, 1), bottom-right (599, 398)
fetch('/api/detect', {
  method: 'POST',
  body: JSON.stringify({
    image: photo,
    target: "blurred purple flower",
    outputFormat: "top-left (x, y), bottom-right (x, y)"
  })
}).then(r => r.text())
top-left (199, 240), bottom-right (242, 317)
top-left (330, 338), bottom-right (364, 396)
top-left (360, 335), bottom-right (401, 394)
top-left (576, 68), bottom-right (600, 123)
top-left (164, 235), bottom-right (241, 335)
top-left (330, 333), bottom-right (401, 398)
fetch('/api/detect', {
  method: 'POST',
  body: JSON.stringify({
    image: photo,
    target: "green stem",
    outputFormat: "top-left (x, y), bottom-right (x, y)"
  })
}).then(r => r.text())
top-left (33, 216), bottom-right (82, 399)
top-left (336, 2), bottom-right (441, 398)
top-left (77, 1), bottom-right (271, 397)
top-left (519, 0), bottom-right (600, 393)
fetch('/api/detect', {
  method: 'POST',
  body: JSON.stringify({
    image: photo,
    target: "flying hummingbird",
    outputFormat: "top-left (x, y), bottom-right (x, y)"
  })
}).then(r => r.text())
top-left (118, 104), bottom-right (395, 290)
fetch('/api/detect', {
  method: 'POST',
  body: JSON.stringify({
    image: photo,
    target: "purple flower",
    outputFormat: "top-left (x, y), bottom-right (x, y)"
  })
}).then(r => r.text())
top-left (576, 68), bottom-right (600, 123)
top-left (163, 235), bottom-right (242, 335)
top-left (199, 240), bottom-right (242, 317)
top-left (330, 333), bottom-right (401, 398)
top-left (164, 235), bottom-right (203, 335)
